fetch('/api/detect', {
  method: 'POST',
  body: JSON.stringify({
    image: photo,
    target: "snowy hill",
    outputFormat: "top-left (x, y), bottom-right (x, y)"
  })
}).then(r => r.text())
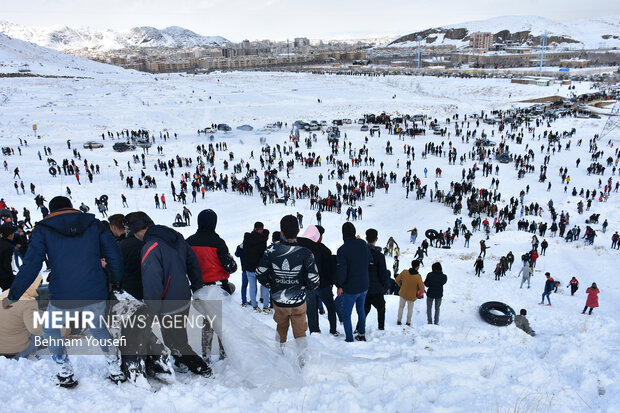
top-left (0, 33), bottom-right (140, 77)
top-left (0, 21), bottom-right (229, 51)
top-left (388, 15), bottom-right (620, 49)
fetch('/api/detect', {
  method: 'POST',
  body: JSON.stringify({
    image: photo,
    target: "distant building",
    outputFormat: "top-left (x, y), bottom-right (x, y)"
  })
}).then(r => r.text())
top-left (469, 32), bottom-right (493, 51)
top-left (294, 37), bottom-right (310, 48)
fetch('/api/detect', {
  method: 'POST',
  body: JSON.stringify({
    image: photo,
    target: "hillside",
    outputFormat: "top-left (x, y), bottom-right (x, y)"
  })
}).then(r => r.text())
top-left (0, 33), bottom-right (139, 77)
top-left (388, 15), bottom-right (620, 49)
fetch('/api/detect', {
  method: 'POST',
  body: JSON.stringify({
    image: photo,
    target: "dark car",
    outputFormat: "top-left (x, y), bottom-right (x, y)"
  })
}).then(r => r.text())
top-left (113, 142), bottom-right (136, 152)
top-left (83, 141), bottom-right (104, 149)
top-left (217, 124), bottom-right (232, 132)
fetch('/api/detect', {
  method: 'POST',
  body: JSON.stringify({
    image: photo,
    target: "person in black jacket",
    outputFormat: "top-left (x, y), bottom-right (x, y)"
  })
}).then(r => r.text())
top-left (315, 225), bottom-right (339, 335)
top-left (234, 243), bottom-right (248, 306)
top-left (243, 222), bottom-right (269, 312)
top-left (256, 215), bottom-right (318, 353)
top-left (0, 225), bottom-right (16, 290)
top-left (362, 228), bottom-right (389, 330)
top-left (424, 262), bottom-right (447, 325)
top-left (336, 222), bottom-right (371, 342)
top-left (129, 211), bottom-right (211, 377)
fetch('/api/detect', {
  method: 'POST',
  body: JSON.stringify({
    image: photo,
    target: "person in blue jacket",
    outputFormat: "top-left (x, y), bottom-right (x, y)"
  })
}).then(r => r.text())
top-left (336, 222), bottom-right (371, 342)
top-left (2, 196), bottom-right (124, 388)
top-left (127, 211), bottom-right (211, 377)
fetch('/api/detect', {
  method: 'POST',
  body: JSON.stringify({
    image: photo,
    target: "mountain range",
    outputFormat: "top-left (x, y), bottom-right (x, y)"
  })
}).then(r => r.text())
top-left (388, 15), bottom-right (620, 49)
top-left (0, 21), bottom-right (229, 51)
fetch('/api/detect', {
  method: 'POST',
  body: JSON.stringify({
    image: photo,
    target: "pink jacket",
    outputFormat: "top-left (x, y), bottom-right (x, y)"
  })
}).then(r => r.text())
top-left (585, 288), bottom-right (599, 308)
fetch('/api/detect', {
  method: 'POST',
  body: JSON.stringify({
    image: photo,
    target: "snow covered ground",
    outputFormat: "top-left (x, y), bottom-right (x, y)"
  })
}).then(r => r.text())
top-left (0, 56), bottom-right (619, 412)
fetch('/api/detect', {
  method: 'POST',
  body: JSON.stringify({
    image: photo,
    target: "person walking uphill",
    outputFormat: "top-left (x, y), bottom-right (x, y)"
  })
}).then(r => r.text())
top-left (424, 262), bottom-right (447, 325)
top-left (540, 272), bottom-right (554, 306)
top-left (129, 211), bottom-right (211, 377)
top-left (336, 222), bottom-right (371, 342)
top-left (256, 215), bottom-right (318, 362)
top-left (2, 196), bottom-right (124, 388)
top-left (582, 283), bottom-right (599, 315)
top-left (395, 260), bottom-right (425, 326)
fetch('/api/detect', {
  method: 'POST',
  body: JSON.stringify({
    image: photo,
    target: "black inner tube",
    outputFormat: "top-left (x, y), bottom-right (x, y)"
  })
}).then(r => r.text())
top-left (479, 301), bottom-right (515, 326)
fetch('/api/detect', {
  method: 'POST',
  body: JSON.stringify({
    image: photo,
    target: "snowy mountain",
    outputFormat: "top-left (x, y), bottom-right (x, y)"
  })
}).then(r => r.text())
top-left (0, 32), bottom-right (139, 77)
top-left (388, 15), bottom-right (620, 49)
top-left (0, 21), bottom-right (230, 51)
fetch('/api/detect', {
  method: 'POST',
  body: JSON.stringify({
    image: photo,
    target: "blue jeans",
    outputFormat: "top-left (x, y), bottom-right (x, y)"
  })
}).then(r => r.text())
top-left (410, 234), bottom-right (417, 243)
top-left (43, 301), bottom-right (112, 363)
top-left (341, 291), bottom-right (367, 342)
top-left (464, 239), bottom-right (470, 248)
top-left (241, 271), bottom-right (248, 304)
top-left (13, 248), bottom-right (24, 269)
top-left (246, 271), bottom-right (270, 309)
top-left (541, 292), bottom-right (551, 304)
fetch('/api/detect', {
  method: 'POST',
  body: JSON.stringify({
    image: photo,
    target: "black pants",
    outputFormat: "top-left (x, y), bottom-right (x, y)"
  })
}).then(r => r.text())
top-left (363, 293), bottom-right (385, 330)
top-left (570, 285), bottom-right (578, 296)
top-left (160, 307), bottom-right (198, 358)
top-left (317, 287), bottom-right (338, 334)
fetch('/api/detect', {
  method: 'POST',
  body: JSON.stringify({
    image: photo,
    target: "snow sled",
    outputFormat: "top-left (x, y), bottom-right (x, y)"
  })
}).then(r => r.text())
top-left (172, 222), bottom-right (188, 227)
top-left (585, 214), bottom-right (599, 224)
top-left (99, 194), bottom-right (109, 204)
top-left (425, 229), bottom-right (439, 240)
top-left (441, 245), bottom-right (451, 249)
top-left (479, 301), bottom-right (515, 326)
top-left (49, 167), bottom-right (57, 176)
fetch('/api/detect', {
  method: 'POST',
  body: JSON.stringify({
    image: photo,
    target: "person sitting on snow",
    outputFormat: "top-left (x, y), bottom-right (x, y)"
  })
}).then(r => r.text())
top-left (515, 309), bottom-right (535, 336)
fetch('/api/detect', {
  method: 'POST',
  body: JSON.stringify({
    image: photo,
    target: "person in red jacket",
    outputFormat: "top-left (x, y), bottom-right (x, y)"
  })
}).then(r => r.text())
top-left (186, 209), bottom-right (237, 360)
top-left (582, 283), bottom-right (599, 315)
top-left (530, 250), bottom-right (539, 268)
top-left (567, 277), bottom-right (579, 296)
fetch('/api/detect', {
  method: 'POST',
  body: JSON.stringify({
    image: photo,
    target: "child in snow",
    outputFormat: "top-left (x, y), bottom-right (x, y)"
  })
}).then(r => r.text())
top-left (582, 283), bottom-right (599, 315)
top-left (514, 309), bottom-right (535, 336)
top-left (567, 277), bottom-right (579, 296)
top-left (540, 272), bottom-right (554, 306)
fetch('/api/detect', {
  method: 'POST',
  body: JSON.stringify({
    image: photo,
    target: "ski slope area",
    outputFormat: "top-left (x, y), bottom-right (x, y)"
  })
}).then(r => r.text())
top-left (0, 68), bottom-right (619, 412)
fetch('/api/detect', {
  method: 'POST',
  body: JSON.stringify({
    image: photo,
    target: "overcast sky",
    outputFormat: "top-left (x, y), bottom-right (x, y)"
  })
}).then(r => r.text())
top-left (3, 0), bottom-right (619, 42)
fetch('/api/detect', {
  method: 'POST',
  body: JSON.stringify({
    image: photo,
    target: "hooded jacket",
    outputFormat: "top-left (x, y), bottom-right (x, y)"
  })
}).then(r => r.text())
top-left (367, 244), bottom-right (389, 294)
top-left (186, 210), bottom-right (237, 284)
top-left (255, 239), bottom-right (319, 307)
top-left (8, 209), bottom-right (122, 306)
top-left (424, 270), bottom-right (447, 299)
top-left (140, 225), bottom-right (202, 314)
top-left (243, 230), bottom-right (268, 272)
top-left (336, 231), bottom-right (371, 294)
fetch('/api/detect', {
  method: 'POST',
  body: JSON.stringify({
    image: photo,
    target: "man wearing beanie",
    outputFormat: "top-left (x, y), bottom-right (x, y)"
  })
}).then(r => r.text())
top-left (256, 215), bottom-right (319, 358)
top-left (2, 196), bottom-right (124, 388)
top-left (336, 222), bottom-right (371, 342)
top-left (424, 262), bottom-right (447, 325)
top-left (187, 209), bottom-right (237, 360)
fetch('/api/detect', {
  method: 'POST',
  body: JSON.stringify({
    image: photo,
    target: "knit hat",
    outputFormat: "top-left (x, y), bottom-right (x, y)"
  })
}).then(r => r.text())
top-left (198, 209), bottom-right (217, 231)
top-left (432, 262), bottom-right (443, 272)
top-left (300, 225), bottom-right (320, 242)
top-left (280, 215), bottom-right (299, 239)
top-left (49, 196), bottom-right (72, 212)
top-left (126, 212), bottom-right (153, 234)
top-left (342, 222), bottom-right (356, 239)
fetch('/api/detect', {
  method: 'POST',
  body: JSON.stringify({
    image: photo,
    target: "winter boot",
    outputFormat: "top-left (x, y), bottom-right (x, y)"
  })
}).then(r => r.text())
top-left (106, 354), bottom-right (127, 384)
top-left (53, 354), bottom-right (77, 388)
top-left (178, 355), bottom-right (212, 377)
top-left (354, 334), bottom-right (366, 342)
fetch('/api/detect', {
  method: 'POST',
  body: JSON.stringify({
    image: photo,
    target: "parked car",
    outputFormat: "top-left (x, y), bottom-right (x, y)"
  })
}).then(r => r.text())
top-left (360, 125), bottom-right (369, 131)
top-left (113, 142), bottom-right (136, 152)
top-left (217, 124), bottom-right (232, 132)
top-left (83, 141), bottom-right (104, 149)
top-left (332, 119), bottom-right (343, 126)
top-left (342, 118), bottom-right (352, 124)
top-left (589, 114), bottom-right (601, 119)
